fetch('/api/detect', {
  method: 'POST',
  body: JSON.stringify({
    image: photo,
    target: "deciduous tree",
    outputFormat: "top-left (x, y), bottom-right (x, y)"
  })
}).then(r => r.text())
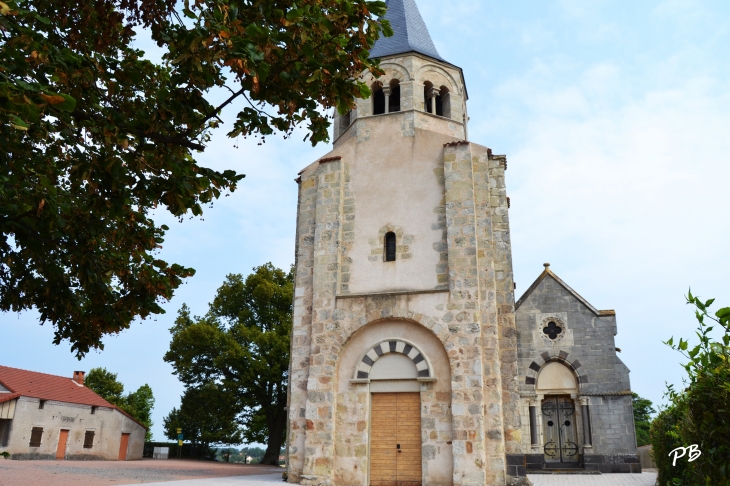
top-left (163, 382), bottom-right (242, 450)
top-left (165, 263), bottom-right (292, 465)
top-left (85, 367), bottom-right (155, 439)
top-left (631, 392), bottom-right (655, 447)
top-left (0, 0), bottom-right (389, 356)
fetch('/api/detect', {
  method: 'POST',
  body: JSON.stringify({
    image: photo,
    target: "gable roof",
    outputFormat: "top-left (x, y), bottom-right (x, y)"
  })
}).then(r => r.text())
top-left (515, 264), bottom-right (616, 317)
top-left (0, 365), bottom-right (114, 407)
top-left (370, 0), bottom-right (445, 62)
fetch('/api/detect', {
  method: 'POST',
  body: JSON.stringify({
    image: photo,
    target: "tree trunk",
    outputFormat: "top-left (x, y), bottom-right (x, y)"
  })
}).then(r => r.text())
top-left (260, 408), bottom-right (287, 466)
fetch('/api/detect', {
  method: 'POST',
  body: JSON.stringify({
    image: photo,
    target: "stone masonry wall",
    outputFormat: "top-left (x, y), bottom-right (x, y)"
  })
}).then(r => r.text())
top-left (514, 272), bottom-right (638, 461)
top-left (287, 141), bottom-right (524, 486)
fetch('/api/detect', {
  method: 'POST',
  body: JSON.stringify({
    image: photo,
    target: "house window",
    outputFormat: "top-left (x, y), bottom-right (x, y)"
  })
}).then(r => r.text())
top-left (38, 400), bottom-right (45, 410)
top-left (0, 419), bottom-right (11, 447)
top-left (29, 427), bottom-right (43, 447)
top-left (90, 406), bottom-right (97, 415)
top-left (384, 232), bottom-right (396, 261)
top-left (83, 431), bottom-right (95, 449)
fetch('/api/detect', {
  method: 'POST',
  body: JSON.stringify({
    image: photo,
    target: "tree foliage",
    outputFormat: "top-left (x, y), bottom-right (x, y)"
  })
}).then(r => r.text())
top-left (632, 392), bottom-right (655, 447)
top-left (0, 0), bottom-right (390, 357)
top-left (651, 292), bottom-right (730, 486)
top-left (164, 263), bottom-right (292, 465)
top-left (163, 382), bottom-right (242, 449)
top-left (85, 366), bottom-right (155, 440)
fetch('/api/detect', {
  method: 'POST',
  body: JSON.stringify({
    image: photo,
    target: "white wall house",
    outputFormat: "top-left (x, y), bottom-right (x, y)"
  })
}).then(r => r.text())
top-left (0, 365), bottom-right (146, 460)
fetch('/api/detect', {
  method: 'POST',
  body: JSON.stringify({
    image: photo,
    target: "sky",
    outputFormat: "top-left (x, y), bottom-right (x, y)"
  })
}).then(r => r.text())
top-left (2, 0), bottom-right (730, 443)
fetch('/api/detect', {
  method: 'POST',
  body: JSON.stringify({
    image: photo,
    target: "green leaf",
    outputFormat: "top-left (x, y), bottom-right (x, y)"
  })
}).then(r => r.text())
top-left (9, 115), bottom-right (29, 130)
top-left (679, 339), bottom-right (688, 351)
top-left (55, 93), bottom-right (77, 112)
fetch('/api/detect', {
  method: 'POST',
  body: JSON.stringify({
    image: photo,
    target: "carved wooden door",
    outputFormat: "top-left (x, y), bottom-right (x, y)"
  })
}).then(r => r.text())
top-left (541, 396), bottom-right (579, 464)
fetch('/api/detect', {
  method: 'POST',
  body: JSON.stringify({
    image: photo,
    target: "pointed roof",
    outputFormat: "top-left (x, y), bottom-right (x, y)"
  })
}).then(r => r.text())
top-left (370, 0), bottom-right (445, 62)
top-left (515, 264), bottom-right (616, 317)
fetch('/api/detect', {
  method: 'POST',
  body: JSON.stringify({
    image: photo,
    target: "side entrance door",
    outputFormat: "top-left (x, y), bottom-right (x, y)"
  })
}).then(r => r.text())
top-left (370, 392), bottom-right (422, 486)
top-left (541, 396), bottom-right (579, 465)
top-left (118, 433), bottom-right (130, 461)
top-left (55, 429), bottom-right (69, 460)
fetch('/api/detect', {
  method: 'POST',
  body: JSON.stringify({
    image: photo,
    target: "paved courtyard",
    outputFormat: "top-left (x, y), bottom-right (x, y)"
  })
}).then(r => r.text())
top-left (0, 458), bottom-right (658, 486)
top-left (0, 458), bottom-right (282, 486)
top-left (120, 474), bottom-right (282, 485)
top-left (138, 473), bottom-right (657, 486)
top-left (528, 471), bottom-right (657, 486)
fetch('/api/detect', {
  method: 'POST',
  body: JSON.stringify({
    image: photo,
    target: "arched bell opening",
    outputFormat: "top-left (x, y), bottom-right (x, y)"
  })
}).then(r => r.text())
top-left (388, 79), bottom-right (401, 113)
top-left (372, 81), bottom-right (385, 115)
top-left (423, 81), bottom-right (444, 116)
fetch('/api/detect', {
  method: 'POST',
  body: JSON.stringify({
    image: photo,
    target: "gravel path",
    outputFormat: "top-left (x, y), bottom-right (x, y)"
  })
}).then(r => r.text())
top-left (0, 458), bottom-right (282, 486)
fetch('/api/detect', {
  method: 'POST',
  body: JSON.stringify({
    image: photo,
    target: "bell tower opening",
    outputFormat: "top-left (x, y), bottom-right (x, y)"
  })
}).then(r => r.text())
top-left (388, 79), bottom-right (401, 113)
top-left (373, 82), bottom-right (385, 115)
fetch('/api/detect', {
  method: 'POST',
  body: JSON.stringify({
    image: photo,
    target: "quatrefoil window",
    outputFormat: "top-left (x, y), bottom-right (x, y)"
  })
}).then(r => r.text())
top-left (543, 321), bottom-right (562, 340)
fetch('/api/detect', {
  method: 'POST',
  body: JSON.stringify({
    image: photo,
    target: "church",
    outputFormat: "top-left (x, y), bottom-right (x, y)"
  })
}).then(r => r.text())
top-left (285, 0), bottom-right (641, 484)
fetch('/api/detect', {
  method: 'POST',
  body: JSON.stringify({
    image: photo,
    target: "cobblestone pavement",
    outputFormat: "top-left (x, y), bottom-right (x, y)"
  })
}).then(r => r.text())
top-left (0, 458), bottom-right (282, 486)
top-left (528, 471), bottom-right (657, 486)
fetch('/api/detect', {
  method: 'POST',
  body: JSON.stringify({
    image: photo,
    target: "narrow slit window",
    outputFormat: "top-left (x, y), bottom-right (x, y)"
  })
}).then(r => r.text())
top-left (29, 427), bottom-right (43, 447)
top-left (384, 232), bottom-right (396, 261)
top-left (83, 431), bottom-right (95, 449)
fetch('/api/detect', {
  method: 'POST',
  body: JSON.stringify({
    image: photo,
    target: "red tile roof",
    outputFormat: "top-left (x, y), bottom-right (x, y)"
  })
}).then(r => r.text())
top-left (0, 365), bottom-right (114, 408)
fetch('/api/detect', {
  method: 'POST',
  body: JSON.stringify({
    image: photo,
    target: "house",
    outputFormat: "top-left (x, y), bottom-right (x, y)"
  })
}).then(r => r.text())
top-left (0, 365), bottom-right (146, 460)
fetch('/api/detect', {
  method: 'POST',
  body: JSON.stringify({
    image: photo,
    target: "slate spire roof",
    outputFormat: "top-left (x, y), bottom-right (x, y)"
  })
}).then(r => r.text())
top-left (370, 0), bottom-right (445, 62)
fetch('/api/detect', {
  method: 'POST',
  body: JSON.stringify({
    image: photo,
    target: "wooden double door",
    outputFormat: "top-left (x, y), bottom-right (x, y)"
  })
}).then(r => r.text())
top-left (370, 392), bottom-right (422, 486)
top-left (541, 396), bottom-right (579, 465)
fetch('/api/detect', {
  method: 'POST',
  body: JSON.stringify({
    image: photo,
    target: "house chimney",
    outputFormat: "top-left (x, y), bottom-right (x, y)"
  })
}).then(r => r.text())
top-left (73, 371), bottom-right (85, 385)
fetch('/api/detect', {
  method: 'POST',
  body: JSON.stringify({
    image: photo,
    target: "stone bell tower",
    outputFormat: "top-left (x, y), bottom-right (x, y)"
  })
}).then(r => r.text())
top-left (286, 0), bottom-right (527, 484)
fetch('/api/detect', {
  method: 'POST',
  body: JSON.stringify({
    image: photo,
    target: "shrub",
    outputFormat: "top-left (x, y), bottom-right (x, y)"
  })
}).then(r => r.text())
top-left (656, 292), bottom-right (730, 486)
top-left (650, 402), bottom-right (689, 485)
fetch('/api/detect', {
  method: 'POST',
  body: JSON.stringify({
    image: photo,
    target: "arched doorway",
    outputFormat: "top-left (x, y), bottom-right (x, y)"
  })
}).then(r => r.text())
top-left (537, 362), bottom-right (580, 466)
top-left (332, 320), bottom-right (453, 486)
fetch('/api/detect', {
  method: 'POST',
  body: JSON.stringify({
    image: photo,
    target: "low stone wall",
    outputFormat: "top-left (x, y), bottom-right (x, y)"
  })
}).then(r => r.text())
top-left (637, 445), bottom-right (656, 469)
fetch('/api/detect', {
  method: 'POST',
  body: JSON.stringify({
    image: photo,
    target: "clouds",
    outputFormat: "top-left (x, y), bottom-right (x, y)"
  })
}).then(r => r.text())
top-left (3, 0), bottom-right (730, 438)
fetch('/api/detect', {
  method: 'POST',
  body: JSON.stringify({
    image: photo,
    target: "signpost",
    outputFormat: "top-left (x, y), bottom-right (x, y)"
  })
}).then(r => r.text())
top-left (177, 428), bottom-right (183, 459)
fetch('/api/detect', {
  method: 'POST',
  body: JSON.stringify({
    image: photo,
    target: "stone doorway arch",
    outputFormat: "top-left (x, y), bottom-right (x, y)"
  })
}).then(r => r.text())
top-left (332, 320), bottom-right (453, 486)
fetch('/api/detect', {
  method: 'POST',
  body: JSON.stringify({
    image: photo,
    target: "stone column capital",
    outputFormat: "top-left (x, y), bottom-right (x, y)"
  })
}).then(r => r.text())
top-left (578, 396), bottom-right (590, 406)
top-left (428, 86), bottom-right (440, 98)
top-left (381, 86), bottom-right (392, 96)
